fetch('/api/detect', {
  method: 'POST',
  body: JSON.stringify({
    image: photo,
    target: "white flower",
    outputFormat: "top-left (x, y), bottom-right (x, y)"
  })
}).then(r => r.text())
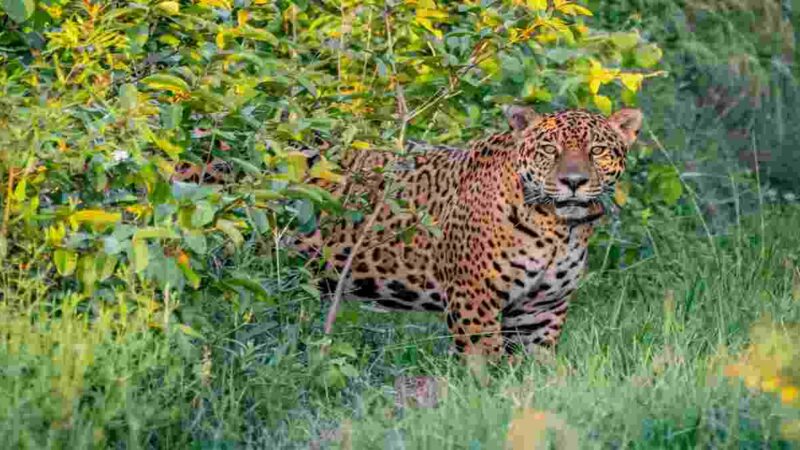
top-left (111, 150), bottom-right (130, 162)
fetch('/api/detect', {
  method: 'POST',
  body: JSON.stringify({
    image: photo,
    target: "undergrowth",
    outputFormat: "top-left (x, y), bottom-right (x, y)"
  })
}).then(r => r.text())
top-left (3, 205), bottom-right (800, 448)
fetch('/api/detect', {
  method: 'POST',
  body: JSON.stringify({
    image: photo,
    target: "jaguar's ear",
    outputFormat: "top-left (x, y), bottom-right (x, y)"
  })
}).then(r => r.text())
top-left (608, 108), bottom-right (643, 147)
top-left (503, 105), bottom-right (540, 132)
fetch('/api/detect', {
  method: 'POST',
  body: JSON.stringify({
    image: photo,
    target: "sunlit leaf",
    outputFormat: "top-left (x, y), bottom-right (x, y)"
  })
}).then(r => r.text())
top-left (132, 239), bottom-right (149, 274)
top-left (155, 1), bottom-right (180, 15)
top-left (198, 0), bottom-right (231, 9)
top-left (119, 83), bottom-right (139, 109)
top-left (54, 249), bottom-right (78, 276)
top-left (556, 2), bottom-right (593, 16)
top-left (216, 219), bottom-right (244, 248)
top-left (310, 159), bottom-right (343, 183)
top-left (2, 0), bottom-right (35, 23)
top-left (70, 210), bottom-right (122, 225)
top-left (610, 31), bottom-right (640, 51)
top-left (593, 94), bottom-right (612, 116)
top-left (635, 44), bottom-right (663, 69)
top-left (619, 73), bottom-right (644, 92)
top-left (141, 73), bottom-right (190, 95)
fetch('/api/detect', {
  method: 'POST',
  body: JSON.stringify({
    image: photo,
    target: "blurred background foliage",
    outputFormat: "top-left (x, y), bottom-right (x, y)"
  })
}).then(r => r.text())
top-left (1, 0), bottom-right (799, 447)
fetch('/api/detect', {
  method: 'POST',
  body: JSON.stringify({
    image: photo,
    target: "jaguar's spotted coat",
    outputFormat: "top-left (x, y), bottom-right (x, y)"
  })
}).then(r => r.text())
top-left (302, 107), bottom-right (643, 357)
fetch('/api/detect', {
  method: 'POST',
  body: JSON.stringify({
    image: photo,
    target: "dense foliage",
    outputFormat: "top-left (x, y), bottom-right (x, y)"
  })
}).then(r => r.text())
top-left (0, 0), bottom-right (663, 301)
top-left (2, 0), bottom-right (799, 448)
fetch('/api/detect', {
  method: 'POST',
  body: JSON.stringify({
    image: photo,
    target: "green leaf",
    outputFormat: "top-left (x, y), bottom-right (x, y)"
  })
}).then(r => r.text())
top-left (222, 277), bottom-right (272, 303)
top-left (134, 227), bottom-right (180, 240)
top-left (54, 249), bottom-right (78, 276)
top-left (177, 324), bottom-right (204, 340)
top-left (132, 240), bottom-right (150, 274)
top-left (119, 83), bottom-right (139, 110)
top-left (0, 236), bottom-right (6, 264)
top-left (321, 366), bottom-right (346, 390)
top-left (141, 73), bottom-right (190, 95)
top-left (12, 179), bottom-right (26, 202)
top-left (658, 173), bottom-right (683, 205)
top-left (178, 259), bottom-right (201, 289)
top-left (2, 0), bottom-right (35, 23)
top-left (78, 254), bottom-right (97, 294)
top-left (230, 157), bottom-right (262, 177)
top-left (330, 342), bottom-right (357, 359)
top-left (184, 230), bottom-right (207, 255)
top-left (96, 253), bottom-right (118, 282)
top-left (249, 208), bottom-right (269, 234)
top-left (191, 201), bottom-right (216, 228)
top-left (634, 44), bottom-right (663, 69)
top-left (338, 363), bottom-right (359, 378)
top-left (162, 104), bottom-right (183, 129)
top-left (610, 32), bottom-right (640, 51)
top-left (216, 219), bottom-right (244, 248)
top-left (239, 26), bottom-right (279, 46)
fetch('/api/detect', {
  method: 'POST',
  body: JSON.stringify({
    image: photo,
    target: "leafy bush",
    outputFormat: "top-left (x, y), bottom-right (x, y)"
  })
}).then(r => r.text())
top-left (0, 0), bottom-right (662, 302)
top-left (0, 0), bottom-right (674, 446)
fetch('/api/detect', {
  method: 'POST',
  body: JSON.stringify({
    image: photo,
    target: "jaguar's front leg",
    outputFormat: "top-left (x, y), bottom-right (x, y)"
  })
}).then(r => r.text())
top-left (445, 282), bottom-right (505, 359)
top-left (501, 293), bottom-right (571, 356)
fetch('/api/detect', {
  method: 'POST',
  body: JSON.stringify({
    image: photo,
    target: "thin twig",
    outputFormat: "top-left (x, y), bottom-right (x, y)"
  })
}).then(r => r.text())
top-left (383, 9), bottom-right (408, 152)
top-left (2, 167), bottom-right (16, 237)
top-left (646, 126), bottom-right (718, 260)
top-left (323, 200), bottom-right (383, 335)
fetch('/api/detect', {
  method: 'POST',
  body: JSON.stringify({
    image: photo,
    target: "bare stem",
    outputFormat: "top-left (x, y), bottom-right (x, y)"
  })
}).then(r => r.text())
top-left (323, 201), bottom-right (383, 335)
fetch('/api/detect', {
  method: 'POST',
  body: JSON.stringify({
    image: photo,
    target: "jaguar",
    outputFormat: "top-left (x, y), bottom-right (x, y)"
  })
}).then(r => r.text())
top-left (300, 106), bottom-right (643, 357)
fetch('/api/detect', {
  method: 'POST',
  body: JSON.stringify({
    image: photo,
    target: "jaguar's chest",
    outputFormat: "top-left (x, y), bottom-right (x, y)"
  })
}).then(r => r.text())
top-left (503, 226), bottom-right (590, 308)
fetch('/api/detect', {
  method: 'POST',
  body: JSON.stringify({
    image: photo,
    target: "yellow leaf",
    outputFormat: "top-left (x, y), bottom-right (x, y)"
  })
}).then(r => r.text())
top-left (535, 31), bottom-right (559, 44)
top-left (416, 8), bottom-right (448, 20)
top-left (152, 135), bottom-right (184, 159)
top-left (237, 10), bottom-right (249, 27)
top-left (199, 0), bottom-right (232, 9)
top-left (216, 31), bottom-right (226, 49)
top-left (285, 151), bottom-right (308, 183)
top-left (525, 0), bottom-right (548, 11)
top-left (414, 15), bottom-right (443, 39)
top-left (781, 386), bottom-right (799, 404)
top-left (351, 140), bottom-right (370, 150)
top-left (619, 73), bottom-right (644, 92)
top-left (593, 94), bottom-right (612, 116)
top-left (533, 16), bottom-right (569, 33)
top-left (587, 60), bottom-right (619, 94)
top-left (156, 1), bottom-right (180, 15)
top-left (556, 2), bottom-right (593, 16)
top-left (71, 210), bottom-right (122, 225)
top-left (310, 159), bottom-right (344, 183)
top-left (614, 180), bottom-right (630, 206)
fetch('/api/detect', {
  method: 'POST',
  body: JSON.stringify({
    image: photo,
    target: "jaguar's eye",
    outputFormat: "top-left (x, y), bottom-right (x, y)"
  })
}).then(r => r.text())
top-left (590, 146), bottom-right (606, 156)
top-left (541, 144), bottom-right (557, 155)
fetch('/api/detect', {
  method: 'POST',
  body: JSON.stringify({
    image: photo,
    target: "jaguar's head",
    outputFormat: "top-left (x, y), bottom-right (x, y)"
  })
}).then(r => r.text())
top-left (505, 106), bottom-right (643, 221)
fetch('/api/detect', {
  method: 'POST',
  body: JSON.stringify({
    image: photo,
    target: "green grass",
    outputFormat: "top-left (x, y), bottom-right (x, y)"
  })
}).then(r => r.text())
top-left (3, 206), bottom-right (800, 449)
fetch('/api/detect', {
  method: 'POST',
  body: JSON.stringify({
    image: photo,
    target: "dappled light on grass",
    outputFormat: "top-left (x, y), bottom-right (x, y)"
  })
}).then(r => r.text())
top-left (506, 408), bottom-right (579, 450)
top-left (722, 318), bottom-right (800, 442)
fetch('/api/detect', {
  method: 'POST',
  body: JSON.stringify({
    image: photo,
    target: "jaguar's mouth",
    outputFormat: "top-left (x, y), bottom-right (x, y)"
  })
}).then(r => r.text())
top-left (554, 199), bottom-right (590, 208)
top-left (553, 198), bottom-right (605, 223)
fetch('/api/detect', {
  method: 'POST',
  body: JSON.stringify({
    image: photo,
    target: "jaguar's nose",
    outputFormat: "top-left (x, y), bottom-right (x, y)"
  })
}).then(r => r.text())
top-left (558, 173), bottom-right (589, 192)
